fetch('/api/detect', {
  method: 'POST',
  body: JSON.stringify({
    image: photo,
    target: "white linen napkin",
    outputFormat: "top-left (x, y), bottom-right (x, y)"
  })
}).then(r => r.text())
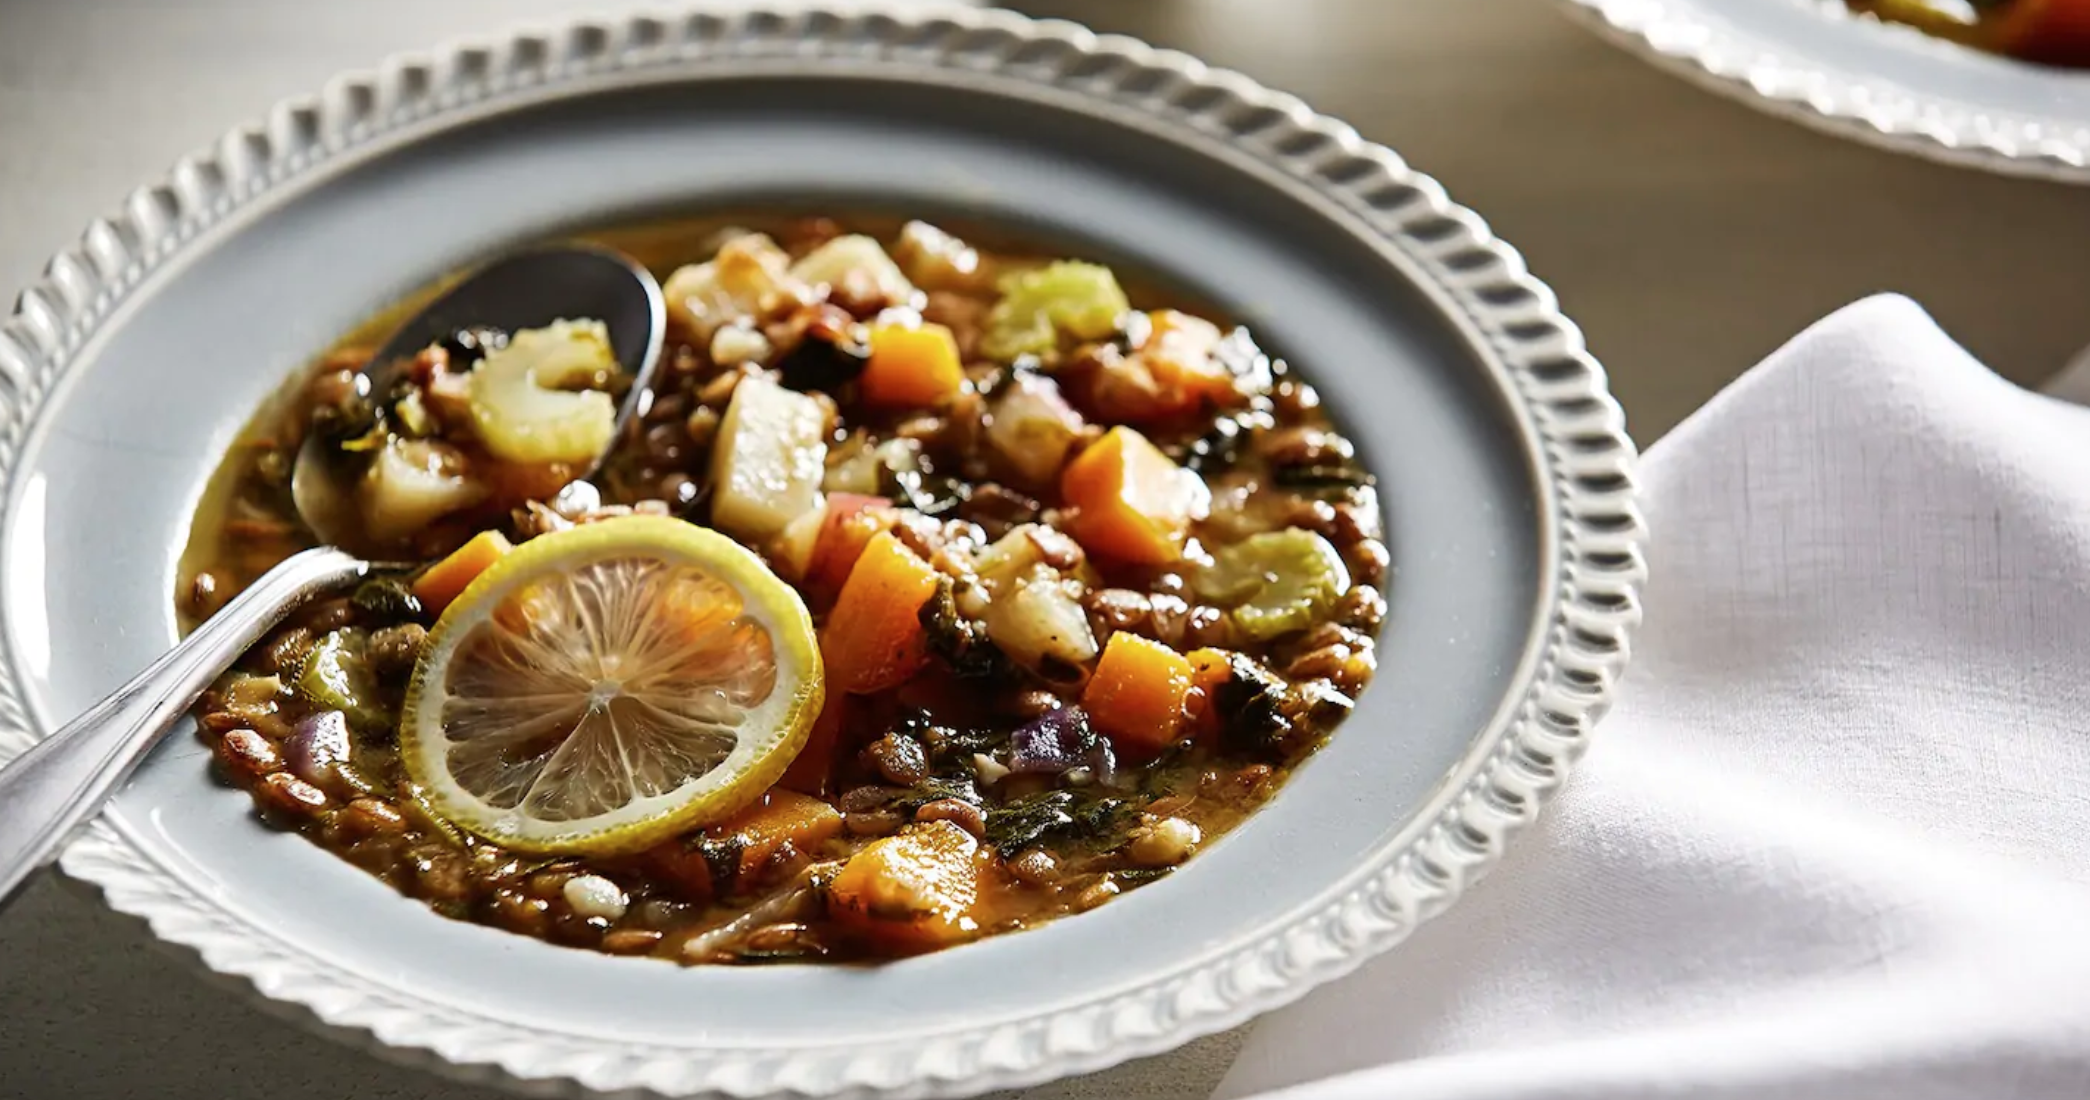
top-left (1212, 294), bottom-right (2090, 1100)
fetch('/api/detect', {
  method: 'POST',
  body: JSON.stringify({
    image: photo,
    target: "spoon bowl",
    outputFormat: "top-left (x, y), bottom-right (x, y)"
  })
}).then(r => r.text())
top-left (0, 244), bottom-right (666, 907)
top-left (292, 245), bottom-right (667, 552)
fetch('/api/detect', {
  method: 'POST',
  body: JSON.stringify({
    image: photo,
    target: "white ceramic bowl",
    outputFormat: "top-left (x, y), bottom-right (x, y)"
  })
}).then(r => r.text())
top-left (1562, 0), bottom-right (2090, 180)
top-left (0, 6), bottom-right (1643, 1097)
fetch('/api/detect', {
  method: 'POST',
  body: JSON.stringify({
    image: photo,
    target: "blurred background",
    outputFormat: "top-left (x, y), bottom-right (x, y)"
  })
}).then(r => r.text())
top-left (8, 0), bottom-right (2090, 442)
top-left (5, 3), bottom-right (2090, 1099)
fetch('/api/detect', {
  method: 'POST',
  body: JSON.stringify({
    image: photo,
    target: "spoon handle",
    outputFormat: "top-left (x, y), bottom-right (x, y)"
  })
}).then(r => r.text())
top-left (0, 546), bottom-right (368, 907)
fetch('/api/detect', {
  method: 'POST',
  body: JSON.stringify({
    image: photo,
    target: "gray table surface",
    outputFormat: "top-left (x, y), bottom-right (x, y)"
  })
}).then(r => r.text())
top-left (6, 2), bottom-right (2090, 1099)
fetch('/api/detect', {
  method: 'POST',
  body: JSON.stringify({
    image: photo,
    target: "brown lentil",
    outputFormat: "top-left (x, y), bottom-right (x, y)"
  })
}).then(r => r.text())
top-left (843, 810), bottom-right (905, 838)
top-left (1006, 848), bottom-right (1060, 887)
top-left (254, 772), bottom-right (328, 820)
top-left (860, 734), bottom-right (929, 787)
top-left (912, 798), bottom-right (986, 838)
top-left (1350, 539), bottom-right (1390, 586)
top-left (214, 728), bottom-right (280, 781)
top-left (602, 929), bottom-right (665, 955)
top-left (253, 627), bottom-right (315, 676)
top-left (1336, 585), bottom-right (1387, 631)
top-left (492, 889), bottom-right (553, 937)
top-left (683, 405), bottom-right (721, 452)
top-left (367, 624), bottom-right (427, 681)
top-left (330, 797), bottom-right (407, 843)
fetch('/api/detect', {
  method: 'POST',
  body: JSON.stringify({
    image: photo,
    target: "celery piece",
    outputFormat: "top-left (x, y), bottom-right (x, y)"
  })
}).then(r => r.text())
top-left (466, 319), bottom-right (618, 465)
top-left (1196, 528), bottom-right (1351, 642)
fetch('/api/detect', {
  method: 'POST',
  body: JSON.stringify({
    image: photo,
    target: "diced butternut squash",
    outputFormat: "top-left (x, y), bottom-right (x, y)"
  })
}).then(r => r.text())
top-left (780, 691), bottom-right (851, 798)
top-left (861, 322), bottom-right (965, 408)
top-left (638, 789), bottom-right (846, 903)
top-left (1084, 632), bottom-right (1196, 757)
top-left (636, 840), bottom-right (718, 906)
top-left (806, 494), bottom-right (899, 603)
top-left (1060, 426), bottom-right (1207, 564)
top-left (822, 530), bottom-right (939, 694)
top-left (410, 529), bottom-right (513, 614)
top-left (827, 821), bottom-right (987, 954)
top-left (705, 789), bottom-right (844, 879)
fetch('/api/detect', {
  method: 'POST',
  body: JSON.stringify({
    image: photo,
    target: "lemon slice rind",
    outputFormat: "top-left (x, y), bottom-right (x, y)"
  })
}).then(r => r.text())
top-left (400, 515), bottom-right (823, 856)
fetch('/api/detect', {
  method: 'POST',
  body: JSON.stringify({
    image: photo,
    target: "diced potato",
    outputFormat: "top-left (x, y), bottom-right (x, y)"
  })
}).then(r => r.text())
top-left (465, 320), bottom-right (619, 466)
top-left (664, 233), bottom-right (809, 341)
top-left (768, 499), bottom-right (831, 582)
top-left (827, 820), bottom-right (987, 954)
top-left (984, 564), bottom-right (1098, 675)
top-left (892, 221), bottom-right (985, 291)
top-left (788, 234), bottom-right (916, 308)
top-left (987, 372), bottom-right (1085, 488)
top-left (709, 375), bottom-right (829, 543)
top-left (358, 437), bottom-right (487, 543)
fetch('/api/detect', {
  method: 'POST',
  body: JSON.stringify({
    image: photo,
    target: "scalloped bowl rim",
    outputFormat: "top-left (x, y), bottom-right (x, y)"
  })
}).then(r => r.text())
top-left (0, 6), bottom-right (1645, 1098)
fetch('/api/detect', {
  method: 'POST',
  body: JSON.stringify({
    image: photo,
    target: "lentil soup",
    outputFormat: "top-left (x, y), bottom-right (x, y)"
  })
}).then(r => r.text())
top-left (180, 215), bottom-right (1387, 966)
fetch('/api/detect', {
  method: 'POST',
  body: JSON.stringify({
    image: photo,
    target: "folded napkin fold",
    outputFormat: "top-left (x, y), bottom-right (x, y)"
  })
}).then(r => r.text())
top-left (1214, 295), bottom-right (2090, 1100)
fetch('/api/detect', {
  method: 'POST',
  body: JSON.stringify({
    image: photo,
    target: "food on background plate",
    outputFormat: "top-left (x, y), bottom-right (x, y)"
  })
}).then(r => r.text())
top-left (179, 216), bottom-right (1389, 965)
top-left (1844, 0), bottom-right (2090, 67)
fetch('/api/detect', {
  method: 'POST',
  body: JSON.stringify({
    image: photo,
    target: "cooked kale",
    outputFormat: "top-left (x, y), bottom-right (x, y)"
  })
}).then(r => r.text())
top-left (350, 576), bottom-right (425, 622)
top-left (1211, 652), bottom-right (1295, 758)
top-left (982, 789), bottom-right (1136, 857)
top-left (919, 578), bottom-right (1012, 680)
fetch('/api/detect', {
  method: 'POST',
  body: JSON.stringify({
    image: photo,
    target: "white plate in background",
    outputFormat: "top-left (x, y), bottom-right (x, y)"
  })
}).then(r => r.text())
top-left (1561, 0), bottom-right (2090, 180)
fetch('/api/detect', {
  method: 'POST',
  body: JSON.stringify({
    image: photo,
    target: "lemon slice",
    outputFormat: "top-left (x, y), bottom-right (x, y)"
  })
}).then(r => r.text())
top-left (400, 515), bottom-right (822, 855)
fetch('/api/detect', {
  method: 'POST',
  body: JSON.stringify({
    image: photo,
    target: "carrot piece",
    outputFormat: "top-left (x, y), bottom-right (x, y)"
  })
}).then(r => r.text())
top-left (805, 494), bottom-right (899, 603)
top-left (411, 529), bottom-right (513, 614)
top-left (706, 789), bottom-right (844, 880)
top-left (822, 530), bottom-right (939, 694)
top-left (1059, 426), bottom-right (1205, 564)
top-left (827, 821), bottom-right (987, 954)
top-left (861, 322), bottom-right (965, 408)
top-left (1084, 632), bottom-right (1196, 758)
top-left (780, 691), bottom-right (850, 798)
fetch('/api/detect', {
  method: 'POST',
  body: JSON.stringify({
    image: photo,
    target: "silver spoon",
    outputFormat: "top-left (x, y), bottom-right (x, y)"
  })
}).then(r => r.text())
top-left (0, 244), bottom-right (666, 907)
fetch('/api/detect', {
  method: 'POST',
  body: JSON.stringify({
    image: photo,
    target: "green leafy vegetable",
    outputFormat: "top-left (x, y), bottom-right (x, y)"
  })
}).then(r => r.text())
top-left (350, 577), bottom-right (425, 622)
top-left (982, 789), bottom-right (1137, 857)
top-left (981, 261), bottom-right (1130, 361)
